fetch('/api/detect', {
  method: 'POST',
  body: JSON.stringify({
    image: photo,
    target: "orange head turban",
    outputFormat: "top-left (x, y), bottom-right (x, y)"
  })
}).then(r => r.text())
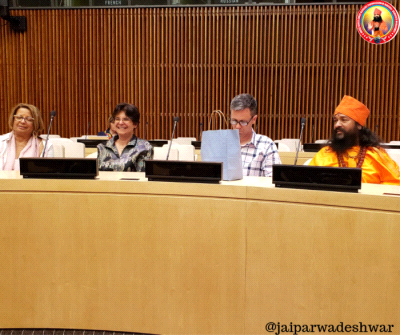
top-left (374, 8), bottom-right (382, 15)
top-left (334, 96), bottom-right (370, 126)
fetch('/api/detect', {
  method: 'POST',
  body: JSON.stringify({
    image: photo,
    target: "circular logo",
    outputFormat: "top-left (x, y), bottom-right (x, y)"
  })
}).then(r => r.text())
top-left (356, 1), bottom-right (399, 44)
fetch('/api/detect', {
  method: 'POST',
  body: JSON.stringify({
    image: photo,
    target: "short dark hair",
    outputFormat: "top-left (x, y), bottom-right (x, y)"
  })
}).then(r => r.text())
top-left (230, 94), bottom-right (257, 116)
top-left (112, 103), bottom-right (140, 124)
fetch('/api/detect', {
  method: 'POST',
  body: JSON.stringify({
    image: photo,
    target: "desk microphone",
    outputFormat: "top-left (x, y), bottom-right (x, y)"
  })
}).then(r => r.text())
top-left (294, 117), bottom-right (306, 165)
top-left (145, 121), bottom-right (148, 140)
top-left (166, 117), bottom-right (180, 160)
top-left (41, 110), bottom-right (56, 157)
top-left (86, 121), bottom-right (91, 139)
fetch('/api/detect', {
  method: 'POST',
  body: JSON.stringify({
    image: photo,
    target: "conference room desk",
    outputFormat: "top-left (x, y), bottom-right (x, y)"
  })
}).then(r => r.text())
top-left (1, 171), bottom-right (400, 334)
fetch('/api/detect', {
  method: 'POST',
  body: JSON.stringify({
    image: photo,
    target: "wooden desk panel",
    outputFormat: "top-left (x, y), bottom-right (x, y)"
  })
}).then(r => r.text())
top-left (0, 189), bottom-right (246, 334)
top-left (0, 172), bottom-right (399, 334)
top-left (245, 200), bottom-right (400, 333)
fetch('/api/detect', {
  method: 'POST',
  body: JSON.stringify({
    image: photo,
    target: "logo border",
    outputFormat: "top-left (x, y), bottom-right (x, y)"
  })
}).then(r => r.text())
top-left (356, 0), bottom-right (400, 44)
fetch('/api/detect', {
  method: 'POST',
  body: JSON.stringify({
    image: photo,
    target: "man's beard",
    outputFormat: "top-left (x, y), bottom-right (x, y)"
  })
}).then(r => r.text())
top-left (373, 15), bottom-right (383, 22)
top-left (329, 127), bottom-right (360, 154)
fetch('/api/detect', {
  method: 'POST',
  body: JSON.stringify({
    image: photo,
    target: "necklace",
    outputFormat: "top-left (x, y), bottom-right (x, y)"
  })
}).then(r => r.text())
top-left (337, 147), bottom-right (366, 168)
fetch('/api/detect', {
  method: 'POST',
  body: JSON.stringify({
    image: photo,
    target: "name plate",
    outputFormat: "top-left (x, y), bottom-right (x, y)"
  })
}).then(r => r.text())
top-left (20, 158), bottom-right (98, 179)
top-left (146, 160), bottom-right (222, 184)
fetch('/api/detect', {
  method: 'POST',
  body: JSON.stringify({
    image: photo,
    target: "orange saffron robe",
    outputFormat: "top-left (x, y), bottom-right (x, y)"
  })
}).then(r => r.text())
top-left (309, 146), bottom-right (400, 185)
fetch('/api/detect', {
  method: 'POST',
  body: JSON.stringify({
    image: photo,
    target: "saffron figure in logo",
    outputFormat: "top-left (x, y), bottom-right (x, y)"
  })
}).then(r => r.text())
top-left (367, 7), bottom-right (389, 40)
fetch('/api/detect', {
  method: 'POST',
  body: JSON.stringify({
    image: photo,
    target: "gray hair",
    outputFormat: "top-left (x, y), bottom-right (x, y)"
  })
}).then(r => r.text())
top-left (230, 94), bottom-right (257, 116)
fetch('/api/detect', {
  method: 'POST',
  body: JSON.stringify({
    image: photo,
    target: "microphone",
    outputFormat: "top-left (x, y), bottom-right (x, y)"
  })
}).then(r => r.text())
top-left (41, 110), bottom-right (56, 157)
top-left (85, 121), bottom-right (91, 139)
top-left (166, 116), bottom-right (180, 160)
top-left (374, 124), bottom-right (379, 134)
top-left (145, 121), bottom-right (148, 140)
top-left (294, 117), bottom-right (306, 165)
top-left (311, 124), bottom-right (314, 143)
top-left (199, 122), bottom-right (203, 140)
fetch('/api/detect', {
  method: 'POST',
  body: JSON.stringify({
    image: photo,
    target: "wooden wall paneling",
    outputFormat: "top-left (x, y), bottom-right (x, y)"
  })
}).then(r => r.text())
top-left (387, 36), bottom-right (394, 141)
top-left (267, 6), bottom-right (275, 140)
top-left (1, 5), bottom-right (399, 141)
top-left (155, 7), bottom-right (161, 141)
top-left (326, 5), bottom-right (336, 139)
top-left (271, 6), bottom-right (278, 140)
top-left (219, 7), bottom-right (226, 124)
top-left (292, 7), bottom-right (300, 142)
top-left (290, 6), bottom-right (296, 141)
top-left (192, 7), bottom-right (198, 140)
top-left (394, 30), bottom-right (400, 141)
top-left (394, 0), bottom-right (400, 141)
top-left (163, 8), bottom-right (170, 139)
top-left (312, 5), bottom-right (321, 143)
top-left (144, 8), bottom-right (152, 140)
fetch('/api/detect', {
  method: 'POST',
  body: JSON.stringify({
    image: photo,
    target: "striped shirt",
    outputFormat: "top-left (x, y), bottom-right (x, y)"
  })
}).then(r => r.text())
top-left (241, 130), bottom-right (281, 177)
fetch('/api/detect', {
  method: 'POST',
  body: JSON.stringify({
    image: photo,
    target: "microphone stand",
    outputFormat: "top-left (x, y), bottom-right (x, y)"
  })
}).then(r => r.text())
top-left (294, 118), bottom-right (306, 165)
top-left (86, 121), bottom-right (91, 139)
top-left (41, 110), bottom-right (56, 157)
top-left (166, 117), bottom-right (180, 160)
top-left (199, 122), bottom-right (203, 140)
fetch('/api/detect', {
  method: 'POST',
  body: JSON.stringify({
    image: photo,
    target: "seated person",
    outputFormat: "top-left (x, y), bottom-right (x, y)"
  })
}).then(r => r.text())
top-left (98, 116), bottom-right (118, 138)
top-left (0, 103), bottom-right (54, 171)
top-left (97, 103), bottom-right (153, 171)
top-left (105, 116), bottom-right (118, 138)
top-left (230, 93), bottom-right (281, 176)
top-left (309, 95), bottom-right (400, 185)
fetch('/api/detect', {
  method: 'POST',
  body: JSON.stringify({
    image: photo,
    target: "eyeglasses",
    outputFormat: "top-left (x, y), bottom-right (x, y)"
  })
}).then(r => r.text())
top-left (14, 115), bottom-right (35, 123)
top-left (115, 117), bottom-right (132, 123)
top-left (230, 116), bottom-right (254, 127)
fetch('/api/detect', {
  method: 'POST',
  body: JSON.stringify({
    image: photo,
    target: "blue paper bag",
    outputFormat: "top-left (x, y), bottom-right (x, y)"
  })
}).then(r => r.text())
top-left (201, 129), bottom-right (243, 181)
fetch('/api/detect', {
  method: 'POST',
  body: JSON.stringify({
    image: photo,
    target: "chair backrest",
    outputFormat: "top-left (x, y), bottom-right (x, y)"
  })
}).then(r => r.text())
top-left (278, 138), bottom-right (301, 152)
top-left (85, 152), bottom-right (98, 159)
top-left (303, 158), bottom-right (312, 165)
top-left (50, 138), bottom-right (85, 158)
top-left (175, 144), bottom-right (195, 161)
top-left (83, 135), bottom-right (110, 140)
top-left (275, 141), bottom-right (291, 152)
top-left (153, 146), bottom-right (179, 160)
top-left (175, 137), bottom-right (197, 146)
top-left (52, 143), bottom-right (65, 157)
top-left (40, 134), bottom-right (61, 139)
top-left (387, 151), bottom-right (400, 166)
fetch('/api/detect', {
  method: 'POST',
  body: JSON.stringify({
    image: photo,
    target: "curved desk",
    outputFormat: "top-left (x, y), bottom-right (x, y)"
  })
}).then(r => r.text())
top-left (0, 171), bottom-right (399, 334)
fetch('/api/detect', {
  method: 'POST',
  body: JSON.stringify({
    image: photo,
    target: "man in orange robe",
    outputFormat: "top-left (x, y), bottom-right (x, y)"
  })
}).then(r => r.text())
top-left (309, 95), bottom-right (400, 185)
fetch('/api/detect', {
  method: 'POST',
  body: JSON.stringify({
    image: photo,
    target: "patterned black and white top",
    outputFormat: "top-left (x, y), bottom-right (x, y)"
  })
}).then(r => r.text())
top-left (97, 135), bottom-right (153, 172)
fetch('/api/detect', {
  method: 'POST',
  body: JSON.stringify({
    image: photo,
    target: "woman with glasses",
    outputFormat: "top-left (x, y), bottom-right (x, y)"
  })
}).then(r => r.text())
top-left (97, 102), bottom-right (153, 171)
top-left (0, 103), bottom-right (54, 171)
